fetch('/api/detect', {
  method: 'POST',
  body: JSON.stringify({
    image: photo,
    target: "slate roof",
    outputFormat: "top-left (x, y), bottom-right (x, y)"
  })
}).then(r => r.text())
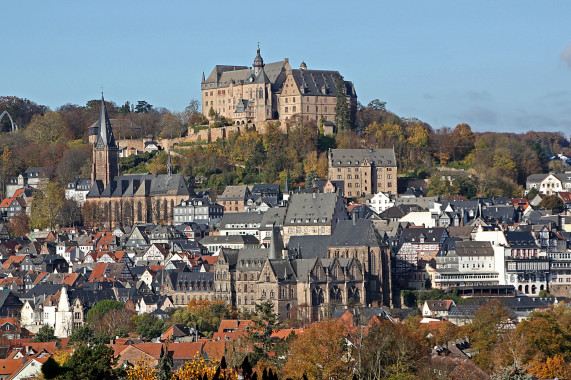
top-left (329, 148), bottom-right (396, 167)
top-left (455, 241), bottom-right (494, 257)
top-left (268, 259), bottom-right (296, 281)
top-left (260, 207), bottom-right (287, 229)
top-left (287, 235), bottom-right (331, 259)
top-left (290, 258), bottom-right (319, 282)
top-left (329, 219), bottom-right (380, 247)
top-left (219, 212), bottom-right (263, 229)
top-left (87, 173), bottom-right (193, 198)
top-left (284, 193), bottom-right (340, 226)
top-left (199, 235), bottom-right (259, 246)
top-left (291, 69), bottom-right (356, 97)
top-left (504, 231), bottom-right (539, 248)
top-left (400, 227), bottom-right (447, 243)
top-left (95, 96), bottom-right (117, 149)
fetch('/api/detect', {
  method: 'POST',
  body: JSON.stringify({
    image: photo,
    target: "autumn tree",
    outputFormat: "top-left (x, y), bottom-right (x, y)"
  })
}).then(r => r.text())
top-left (159, 113), bottom-right (186, 139)
top-left (25, 111), bottom-right (68, 143)
top-left (7, 213), bottom-right (30, 237)
top-left (30, 182), bottom-right (65, 230)
top-left (282, 319), bottom-right (351, 380)
top-left (469, 300), bottom-right (511, 372)
top-left (358, 320), bottom-right (427, 380)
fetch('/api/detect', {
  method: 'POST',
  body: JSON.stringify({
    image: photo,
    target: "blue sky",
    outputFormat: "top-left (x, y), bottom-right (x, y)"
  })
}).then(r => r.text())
top-left (3, 1), bottom-right (571, 134)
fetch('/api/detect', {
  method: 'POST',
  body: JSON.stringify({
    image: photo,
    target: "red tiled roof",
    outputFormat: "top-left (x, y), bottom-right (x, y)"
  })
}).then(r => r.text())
top-left (0, 359), bottom-right (22, 376)
top-left (62, 273), bottom-right (79, 286)
top-left (88, 263), bottom-right (108, 282)
top-left (169, 342), bottom-right (202, 360)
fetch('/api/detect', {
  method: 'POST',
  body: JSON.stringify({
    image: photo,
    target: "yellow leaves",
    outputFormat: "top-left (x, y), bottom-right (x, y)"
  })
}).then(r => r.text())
top-left (53, 349), bottom-right (71, 366)
top-left (173, 353), bottom-right (218, 380)
top-left (528, 355), bottom-right (571, 379)
top-left (126, 357), bottom-right (158, 380)
top-left (406, 124), bottom-right (429, 149)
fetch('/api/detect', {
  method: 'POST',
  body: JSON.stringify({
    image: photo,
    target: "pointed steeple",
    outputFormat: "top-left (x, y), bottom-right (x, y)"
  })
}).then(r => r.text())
top-left (268, 223), bottom-right (284, 260)
top-left (202, 71), bottom-right (205, 83)
top-left (167, 149), bottom-right (173, 178)
top-left (96, 93), bottom-right (117, 149)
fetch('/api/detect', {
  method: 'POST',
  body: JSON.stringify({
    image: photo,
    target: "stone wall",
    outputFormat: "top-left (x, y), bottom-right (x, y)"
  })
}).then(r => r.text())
top-left (549, 284), bottom-right (571, 297)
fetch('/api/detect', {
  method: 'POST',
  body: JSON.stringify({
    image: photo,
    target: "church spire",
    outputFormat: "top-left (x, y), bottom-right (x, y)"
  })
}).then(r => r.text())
top-left (96, 93), bottom-right (117, 149)
top-left (92, 93), bottom-right (120, 183)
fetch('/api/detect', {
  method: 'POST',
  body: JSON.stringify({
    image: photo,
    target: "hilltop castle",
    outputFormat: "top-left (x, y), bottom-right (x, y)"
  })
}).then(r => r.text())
top-left (201, 46), bottom-right (357, 129)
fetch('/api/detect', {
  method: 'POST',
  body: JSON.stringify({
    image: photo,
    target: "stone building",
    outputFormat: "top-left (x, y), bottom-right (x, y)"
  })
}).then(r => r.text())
top-left (282, 192), bottom-right (348, 245)
top-left (211, 227), bottom-right (366, 320)
top-left (84, 98), bottom-right (194, 228)
top-left (201, 46), bottom-right (357, 129)
top-left (328, 148), bottom-right (398, 198)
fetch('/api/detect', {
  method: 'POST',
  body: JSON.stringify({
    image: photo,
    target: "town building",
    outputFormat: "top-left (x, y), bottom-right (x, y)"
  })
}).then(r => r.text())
top-left (173, 197), bottom-right (223, 225)
top-left (328, 148), bottom-right (397, 198)
top-left (526, 172), bottom-right (571, 195)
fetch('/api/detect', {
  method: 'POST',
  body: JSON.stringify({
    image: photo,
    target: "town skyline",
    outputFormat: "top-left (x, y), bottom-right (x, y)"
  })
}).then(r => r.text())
top-left (3, 1), bottom-right (571, 134)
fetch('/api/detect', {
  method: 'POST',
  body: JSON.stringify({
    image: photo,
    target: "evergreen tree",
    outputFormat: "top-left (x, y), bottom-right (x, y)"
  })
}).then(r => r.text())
top-left (34, 324), bottom-right (56, 342)
top-left (156, 343), bottom-right (173, 380)
top-left (334, 75), bottom-right (351, 131)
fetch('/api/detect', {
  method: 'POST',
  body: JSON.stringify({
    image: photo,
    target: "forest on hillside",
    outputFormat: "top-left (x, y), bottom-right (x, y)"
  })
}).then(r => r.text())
top-left (0, 95), bottom-right (569, 205)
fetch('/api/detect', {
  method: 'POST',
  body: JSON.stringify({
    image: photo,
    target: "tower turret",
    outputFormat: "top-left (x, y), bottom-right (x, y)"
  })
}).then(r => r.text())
top-left (253, 44), bottom-right (264, 76)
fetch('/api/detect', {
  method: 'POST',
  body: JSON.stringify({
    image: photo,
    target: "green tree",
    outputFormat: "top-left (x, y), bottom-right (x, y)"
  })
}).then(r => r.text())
top-left (334, 75), bottom-right (351, 131)
top-left (135, 101), bottom-right (153, 113)
top-left (67, 325), bottom-right (94, 346)
top-left (34, 324), bottom-right (56, 342)
top-left (30, 182), bottom-right (65, 230)
top-left (246, 300), bottom-right (283, 366)
top-left (525, 187), bottom-right (539, 201)
top-left (133, 313), bottom-right (164, 340)
top-left (156, 343), bottom-right (173, 380)
top-left (538, 195), bottom-right (564, 214)
top-left (427, 175), bottom-right (459, 196)
top-left (45, 343), bottom-right (123, 380)
top-left (367, 99), bottom-right (386, 111)
top-left (118, 101), bottom-right (131, 115)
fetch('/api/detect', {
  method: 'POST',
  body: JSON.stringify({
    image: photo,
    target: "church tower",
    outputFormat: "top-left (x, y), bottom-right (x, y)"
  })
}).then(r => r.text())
top-left (92, 94), bottom-right (119, 184)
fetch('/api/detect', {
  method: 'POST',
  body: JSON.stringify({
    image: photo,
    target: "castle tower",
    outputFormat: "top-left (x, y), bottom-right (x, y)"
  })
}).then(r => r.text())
top-left (253, 44), bottom-right (264, 77)
top-left (92, 94), bottom-right (119, 184)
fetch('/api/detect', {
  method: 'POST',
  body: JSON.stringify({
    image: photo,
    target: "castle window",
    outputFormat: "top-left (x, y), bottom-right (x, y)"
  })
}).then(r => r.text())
top-left (285, 107), bottom-right (288, 113)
